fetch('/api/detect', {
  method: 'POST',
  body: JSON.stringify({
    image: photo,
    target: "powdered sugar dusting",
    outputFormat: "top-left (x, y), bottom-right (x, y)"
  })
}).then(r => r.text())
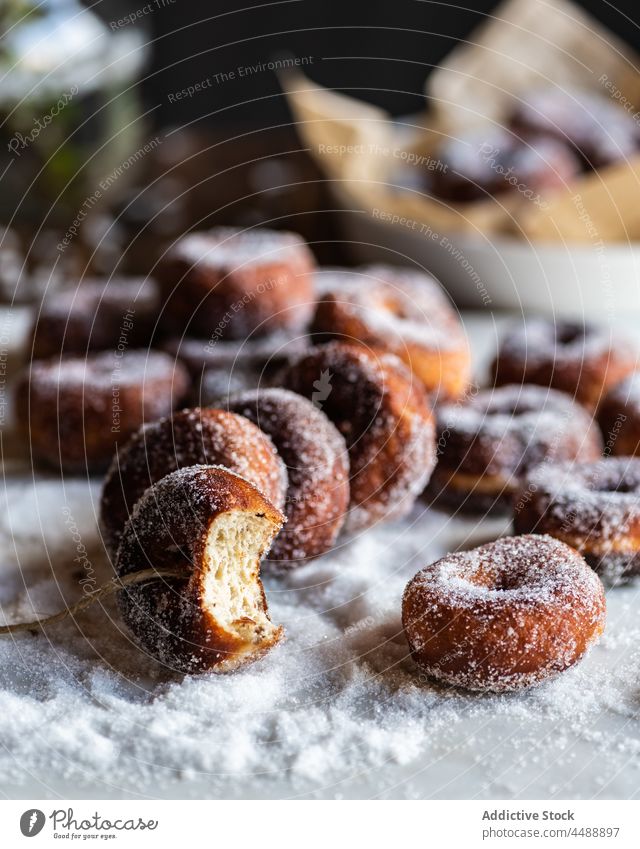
top-left (0, 476), bottom-right (638, 799)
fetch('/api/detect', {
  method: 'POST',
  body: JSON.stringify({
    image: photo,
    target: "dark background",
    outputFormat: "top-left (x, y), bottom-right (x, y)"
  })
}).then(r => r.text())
top-left (80, 0), bottom-right (640, 270)
top-left (99, 0), bottom-right (640, 127)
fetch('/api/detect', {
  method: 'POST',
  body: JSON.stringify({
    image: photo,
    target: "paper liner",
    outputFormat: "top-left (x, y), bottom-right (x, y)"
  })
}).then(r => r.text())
top-left (283, 0), bottom-right (640, 243)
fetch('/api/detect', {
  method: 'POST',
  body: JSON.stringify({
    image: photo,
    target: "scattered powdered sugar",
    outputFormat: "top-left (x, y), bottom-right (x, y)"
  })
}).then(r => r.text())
top-left (0, 475), bottom-right (639, 799)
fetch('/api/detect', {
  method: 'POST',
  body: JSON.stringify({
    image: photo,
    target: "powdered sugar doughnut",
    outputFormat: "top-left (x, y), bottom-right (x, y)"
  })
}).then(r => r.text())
top-left (100, 407), bottom-right (287, 555)
top-left (402, 534), bottom-right (606, 692)
top-left (312, 266), bottom-right (471, 401)
top-left (115, 465), bottom-right (285, 674)
top-left (163, 331), bottom-right (309, 406)
top-left (426, 384), bottom-right (603, 515)
top-left (30, 277), bottom-right (160, 360)
top-left (227, 388), bottom-right (350, 566)
top-left (16, 350), bottom-right (189, 473)
top-left (492, 319), bottom-right (637, 410)
top-left (156, 227), bottom-right (315, 338)
top-left (164, 331), bottom-right (308, 378)
top-left (514, 457), bottom-right (640, 582)
top-left (597, 373), bottom-right (640, 456)
top-left (281, 342), bottom-right (436, 531)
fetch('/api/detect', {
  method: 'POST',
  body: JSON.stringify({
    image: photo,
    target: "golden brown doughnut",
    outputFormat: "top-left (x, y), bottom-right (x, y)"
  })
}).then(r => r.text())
top-left (15, 350), bottom-right (189, 473)
top-left (311, 265), bottom-right (471, 401)
top-left (281, 341), bottom-right (436, 531)
top-left (156, 226), bottom-right (315, 339)
top-left (426, 384), bottom-right (603, 515)
top-left (597, 373), bottom-right (640, 456)
top-left (402, 535), bottom-right (606, 692)
top-left (30, 277), bottom-right (160, 360)
top-left (115, 465), bottom-right (285, 674)
top-left (100, 407), bottom-right (287, 555)
top-left (492, 319), bottom-right (637, 410)
top-left (227, 388), bottom-right (350, 566)
top-left (514, 457), bottom-right (640, 583)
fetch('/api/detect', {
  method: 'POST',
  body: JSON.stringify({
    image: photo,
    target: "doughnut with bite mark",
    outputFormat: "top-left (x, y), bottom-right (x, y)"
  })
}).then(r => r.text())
top-left (311, 265), bottom-right (471, 401)
top-left (115, 465), bottom-right (285, 674)
top-left (402, 534), bottom-right (606, 692)
top-left (514, 457), bottom-right (640, 583)
top-left (281, 341), bottom-right (436, 531)
top-left (100, 407), bottom-right (287, 556)
top-left (492, 318), bottom-right (637, 410)
top-left (227, 388), bottom-right (350, 566)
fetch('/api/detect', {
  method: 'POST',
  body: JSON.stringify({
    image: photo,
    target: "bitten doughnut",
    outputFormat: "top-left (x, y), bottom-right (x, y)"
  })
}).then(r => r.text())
top-left (597, 373), bottom-right (640, 456)
top-left (156, 226), bottom-right (315, 339)
top-left (492, 319), bottom-right (637, 409)
top-left (281, 342), bottom-right (436, 531)
top-left (426, 384), bottom-right (603, 515)
top-left (514, 457), bottom-right (640, 583)
top-left (100, 407), bottom-right (287, 555)
top-left (311, 266), bottom-right (471, 401)
top-left (16, 350), bottom-right (189, 473)
top-left (227, 388), bottom-right (350, 566)
top-left (115, 465), bottom-right (285, 674)
top-left (31, 277), bottom-right (160, 360)
top-left (402, 535), bottom-right (606, 692)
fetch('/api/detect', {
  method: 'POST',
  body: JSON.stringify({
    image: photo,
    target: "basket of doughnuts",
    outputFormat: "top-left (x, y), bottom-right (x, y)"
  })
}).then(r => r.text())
top-left (282, 0), bottom-right (640, 315)
top-left (9, 215), bottom-right (640, 699)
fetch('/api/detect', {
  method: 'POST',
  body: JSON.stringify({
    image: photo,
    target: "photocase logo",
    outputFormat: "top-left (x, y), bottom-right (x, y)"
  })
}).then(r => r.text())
top-left (311, 369), bottom-right (333, 408)
top-left (20, 809), bottom-right (45, 837)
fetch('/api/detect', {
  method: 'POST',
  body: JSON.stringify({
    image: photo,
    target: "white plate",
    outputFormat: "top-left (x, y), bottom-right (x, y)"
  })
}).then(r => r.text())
top-left (338, 209), bottom-right (640, 319)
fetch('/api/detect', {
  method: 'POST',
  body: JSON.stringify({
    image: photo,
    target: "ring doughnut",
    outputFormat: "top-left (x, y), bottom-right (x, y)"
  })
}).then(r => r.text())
top-left (426, 384), bottom-right (603, 515)
top-left (100, 407), bottom-right (287, 555)
top-left (16, 350), bottom-right (189, 473)
top-left (227, 388), bottom-right (350, 566)
top-left (492, 318), bottom-right (637, 410)
top-left (156, 226), bottom-right (315, 339)
top-left (402, 534), bottom-right (606, 692)
top-left (311, 265), bottom-right (471, 401)
top-left (597, 373), bottom-right (640, 456)
top-left (281, 341), bottom-right (436, 531)
top-left (514, 457), bottom-right (640, 583)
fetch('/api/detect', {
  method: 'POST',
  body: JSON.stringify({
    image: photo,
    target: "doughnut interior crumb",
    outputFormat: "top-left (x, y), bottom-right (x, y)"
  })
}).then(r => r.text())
top-left (202, 511), bottom-right (279, 651)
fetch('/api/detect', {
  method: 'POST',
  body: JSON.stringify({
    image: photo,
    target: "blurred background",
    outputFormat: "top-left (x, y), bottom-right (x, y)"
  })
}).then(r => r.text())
top-left (2, 0), bottom-right (640, 304)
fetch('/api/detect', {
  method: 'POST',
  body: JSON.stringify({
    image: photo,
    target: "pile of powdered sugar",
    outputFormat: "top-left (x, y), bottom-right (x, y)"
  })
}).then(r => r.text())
top-left (0, 474), bottom-right (639, 799)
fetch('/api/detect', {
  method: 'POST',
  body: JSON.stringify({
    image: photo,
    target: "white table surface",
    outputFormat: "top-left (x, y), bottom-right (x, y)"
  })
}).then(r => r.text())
top-left (0, 310), bottom-right (639, 800)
